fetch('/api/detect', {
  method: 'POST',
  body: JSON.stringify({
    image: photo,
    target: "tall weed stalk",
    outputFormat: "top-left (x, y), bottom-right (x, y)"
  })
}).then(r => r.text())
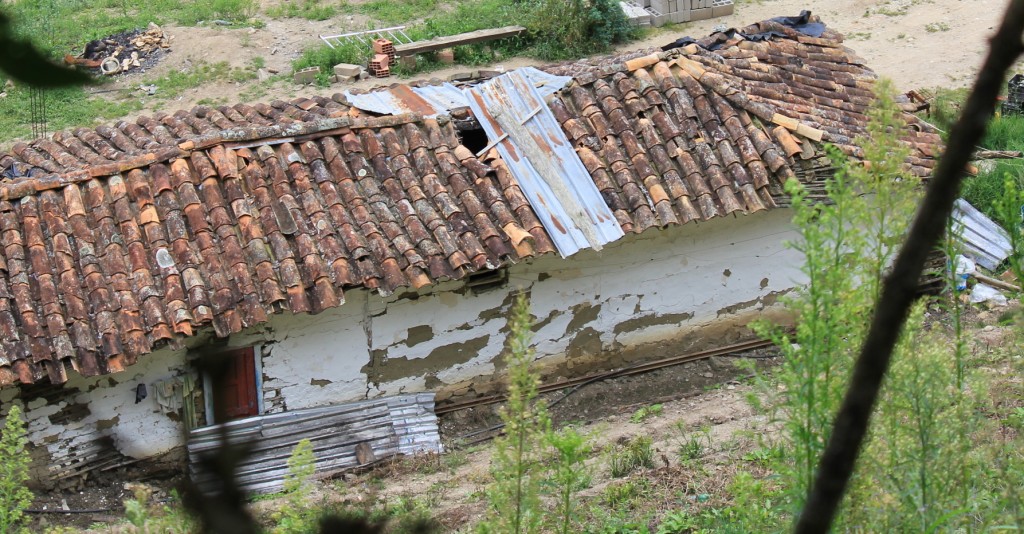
top-left (752, 79), bottom-right (921, 519)
top-left (479, 293), bottom-right (550, 534)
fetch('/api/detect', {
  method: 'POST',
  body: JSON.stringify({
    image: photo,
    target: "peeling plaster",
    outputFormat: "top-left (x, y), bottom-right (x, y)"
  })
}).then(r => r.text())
top-left (13, 209), bottom-right (806, 488)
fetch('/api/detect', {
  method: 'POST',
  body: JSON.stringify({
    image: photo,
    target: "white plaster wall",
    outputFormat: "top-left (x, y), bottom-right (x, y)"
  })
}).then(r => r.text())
top-left (368, 208), bottom-right (805, 394)
top-left (7, 208), bottom-right (806, 482)
top-left (231, 290), bottom-right (372, 412)
top-left (0, 344), bottom-right (190, 482)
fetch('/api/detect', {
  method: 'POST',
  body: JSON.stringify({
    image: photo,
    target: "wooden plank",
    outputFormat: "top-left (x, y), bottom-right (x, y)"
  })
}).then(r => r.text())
top-left (394, 26), bottom-right (526, 56)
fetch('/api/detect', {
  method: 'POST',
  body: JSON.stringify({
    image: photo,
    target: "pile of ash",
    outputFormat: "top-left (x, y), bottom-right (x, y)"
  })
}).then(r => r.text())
top-left (64, 23), bottom-right (171, 76)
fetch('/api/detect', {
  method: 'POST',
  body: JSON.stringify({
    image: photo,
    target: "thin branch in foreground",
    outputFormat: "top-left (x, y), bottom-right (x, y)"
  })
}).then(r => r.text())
top-left (793, 1), bottom-right (1024, 532)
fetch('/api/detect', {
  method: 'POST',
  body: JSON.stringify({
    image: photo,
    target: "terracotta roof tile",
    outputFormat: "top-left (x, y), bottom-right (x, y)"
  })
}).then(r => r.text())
top-left (0, 15), bottom-right (943, 385)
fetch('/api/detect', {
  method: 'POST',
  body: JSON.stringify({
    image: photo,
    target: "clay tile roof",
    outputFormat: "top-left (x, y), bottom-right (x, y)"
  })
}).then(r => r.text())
top-left (0, 15), bottom-right (941, 386)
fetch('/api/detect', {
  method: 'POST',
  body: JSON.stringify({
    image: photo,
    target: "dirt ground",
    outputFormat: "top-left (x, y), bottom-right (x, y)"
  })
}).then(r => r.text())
top-left (97, 0), bottom-right (1017, 123)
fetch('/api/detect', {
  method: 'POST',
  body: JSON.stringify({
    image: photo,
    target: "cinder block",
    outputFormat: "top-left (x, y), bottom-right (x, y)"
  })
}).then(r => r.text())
top-left (437, 48), bottom-right (455, 65)
top-left (448, 72), bottom-right (475, 82)
top-left (690, 6), bottom-right (712, 20)
top-left (645, 7), bottom-right (669, 26)
top-left (670, 8), bottom-right (690, 23)
top-left (333, 63), bottom-right (361, 77)
top-left (711, 4), bottom-right (733, 17)
top-left (292, 66), bottom-right (319, 85)
top-left (651, 0), bottom-right (681, 13)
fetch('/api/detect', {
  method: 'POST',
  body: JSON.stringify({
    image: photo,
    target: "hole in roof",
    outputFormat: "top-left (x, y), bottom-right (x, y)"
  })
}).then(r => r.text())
top-left (457, 125), bottom-right (490, 155)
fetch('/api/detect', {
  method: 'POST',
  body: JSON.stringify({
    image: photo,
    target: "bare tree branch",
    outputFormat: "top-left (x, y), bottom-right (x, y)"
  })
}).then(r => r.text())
top-left (793, 1), bottom-right (1024, 532)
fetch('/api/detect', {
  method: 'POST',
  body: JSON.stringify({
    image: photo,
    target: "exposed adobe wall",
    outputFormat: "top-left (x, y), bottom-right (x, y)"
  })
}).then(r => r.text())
top-left (7, 208), bottom-right (805, 488)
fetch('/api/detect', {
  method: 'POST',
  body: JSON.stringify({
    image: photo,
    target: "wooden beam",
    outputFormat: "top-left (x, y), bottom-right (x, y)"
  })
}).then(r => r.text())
top-left (394, 26), bottom-right (526, 57)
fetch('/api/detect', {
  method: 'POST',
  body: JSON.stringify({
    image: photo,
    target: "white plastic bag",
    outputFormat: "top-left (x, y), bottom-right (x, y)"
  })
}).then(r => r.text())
top-left (970, 283), bottom-right (1008, 306)
top-left (953, 255), bottom-right (976, 291)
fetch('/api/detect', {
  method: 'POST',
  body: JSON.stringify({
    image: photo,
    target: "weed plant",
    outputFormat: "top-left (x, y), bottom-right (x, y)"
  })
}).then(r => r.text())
top-left (479, 293), bottom-right (550, 534)
top-left (608, 436), bottom-right (654, 478)
top-left (0, 405), bottom-right (32, 534)
top-left (546, 427), bottom-right (593, 534)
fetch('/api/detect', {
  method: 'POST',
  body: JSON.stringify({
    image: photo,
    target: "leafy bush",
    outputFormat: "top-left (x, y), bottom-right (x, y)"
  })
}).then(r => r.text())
top-left (271, 439), bottom-right (318, 534)
top-left (0, 405), bottom-right (32, 534)
top-left (526, 0), bottom-right (635, 60)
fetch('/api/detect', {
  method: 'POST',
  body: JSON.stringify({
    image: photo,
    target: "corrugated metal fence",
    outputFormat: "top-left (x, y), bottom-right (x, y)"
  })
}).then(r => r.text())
top-left (187, 393), bottom-right (441, 494)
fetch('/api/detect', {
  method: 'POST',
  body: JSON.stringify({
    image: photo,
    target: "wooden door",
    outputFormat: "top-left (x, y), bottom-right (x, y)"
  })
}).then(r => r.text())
top-left (214, 347), bottom-right (258, 423)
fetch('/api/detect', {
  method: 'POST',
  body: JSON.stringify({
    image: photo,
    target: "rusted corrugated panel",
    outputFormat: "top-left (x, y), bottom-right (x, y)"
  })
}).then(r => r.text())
top-left (187, 393), bottom-right (440, 494)
top-left (465, 68), bottom-right (623, 257)
top-left (953, 198), bottom-right (1013, 271)
top-left (412, 83), bottom-right (468, 112)
top-left (344, 86), bottom-right (447, 117)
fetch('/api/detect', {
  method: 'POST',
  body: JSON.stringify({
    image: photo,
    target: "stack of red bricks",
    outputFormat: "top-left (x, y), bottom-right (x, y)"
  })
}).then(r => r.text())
top-left (369, 38), bottom-right (396, 77)
top-left (373, 38), bottom-right (397, 65)
top-left (369, 54), bottom-right (390, 77)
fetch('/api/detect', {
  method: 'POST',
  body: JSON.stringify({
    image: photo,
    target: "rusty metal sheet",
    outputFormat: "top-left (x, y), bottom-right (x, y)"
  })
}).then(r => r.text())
top-left (464, 68), bottom-right (623, 257)
top-left (413, 83), bottom-right (469, 111)
top-left (343, 84), bottom-right (466, 118)
top-left (187, 393), bottom-right (440, 494)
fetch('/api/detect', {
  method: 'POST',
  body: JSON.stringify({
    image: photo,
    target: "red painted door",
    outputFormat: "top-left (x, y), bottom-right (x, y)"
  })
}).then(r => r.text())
top-left (214, 347), bottom-right (258, 423)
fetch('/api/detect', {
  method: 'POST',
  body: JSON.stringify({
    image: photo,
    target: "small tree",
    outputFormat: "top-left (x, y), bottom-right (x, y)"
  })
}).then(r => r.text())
top-left (0, 405), bottom-right (33, 534)
top-left (479, 292), bottom-right (550, 534)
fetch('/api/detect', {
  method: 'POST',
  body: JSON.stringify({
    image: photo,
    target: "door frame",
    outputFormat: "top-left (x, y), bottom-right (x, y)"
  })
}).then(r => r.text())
top-left (202, 343), bottom-right (264, 426)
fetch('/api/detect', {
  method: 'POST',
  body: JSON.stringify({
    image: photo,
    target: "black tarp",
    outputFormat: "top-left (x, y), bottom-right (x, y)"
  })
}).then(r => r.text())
top-left (663, 10), bottom-right (826, 52)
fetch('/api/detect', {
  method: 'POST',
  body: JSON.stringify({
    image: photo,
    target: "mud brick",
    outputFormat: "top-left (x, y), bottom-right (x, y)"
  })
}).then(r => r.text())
top-left (399, 55), bottom-right (417, 70)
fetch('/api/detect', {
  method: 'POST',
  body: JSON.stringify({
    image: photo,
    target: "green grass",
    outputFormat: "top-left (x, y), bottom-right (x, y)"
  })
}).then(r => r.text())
top-left (0, 59), bottom-right (264, 145)
top-left (293, 0), bottom-right (635, 82)
top-left (0, 85), bottom-right (142, 145)
top-left (354, 0), bottom-right (441, 25)
top-left (924, 88), bottom-right (1024, 221)
top-left (6, 0), bottom-right (259, 57)
top-left (265, 0), bottom-right (338, 21)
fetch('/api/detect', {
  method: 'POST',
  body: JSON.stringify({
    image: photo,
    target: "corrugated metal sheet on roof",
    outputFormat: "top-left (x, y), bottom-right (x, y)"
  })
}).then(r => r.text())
top-left (187, 393), bottom-right (441, 495)
top-left (342, 68), bottom-right (570, 118)
top-left (466, 69), bottom-right (623, 257)
top-left (343, 84), bottom-right (447, 117)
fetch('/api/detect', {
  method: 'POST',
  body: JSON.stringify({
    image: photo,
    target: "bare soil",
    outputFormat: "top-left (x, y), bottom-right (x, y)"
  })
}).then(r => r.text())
top-left (96, 0), bottom-right (1017, 123)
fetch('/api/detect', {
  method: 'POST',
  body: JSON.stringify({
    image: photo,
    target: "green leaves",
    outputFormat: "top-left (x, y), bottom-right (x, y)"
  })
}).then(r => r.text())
top-left (0, 405), bottom-right (32, 534)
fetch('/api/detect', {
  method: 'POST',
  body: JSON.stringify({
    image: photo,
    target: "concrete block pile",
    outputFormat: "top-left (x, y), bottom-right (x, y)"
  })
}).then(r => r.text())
top-left (624, 0), bottom-right (733, 26)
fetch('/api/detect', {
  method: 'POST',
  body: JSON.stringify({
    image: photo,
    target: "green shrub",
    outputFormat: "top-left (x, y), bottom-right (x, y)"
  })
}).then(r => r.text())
top-left (0, 405), bottom-right (32, 534)
top-left (525, 0), bottom-right (636, 60)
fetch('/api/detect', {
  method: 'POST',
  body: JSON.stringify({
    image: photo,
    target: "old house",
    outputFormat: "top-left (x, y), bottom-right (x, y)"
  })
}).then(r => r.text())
top-left (0, 15), bottom-right (940, 488)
